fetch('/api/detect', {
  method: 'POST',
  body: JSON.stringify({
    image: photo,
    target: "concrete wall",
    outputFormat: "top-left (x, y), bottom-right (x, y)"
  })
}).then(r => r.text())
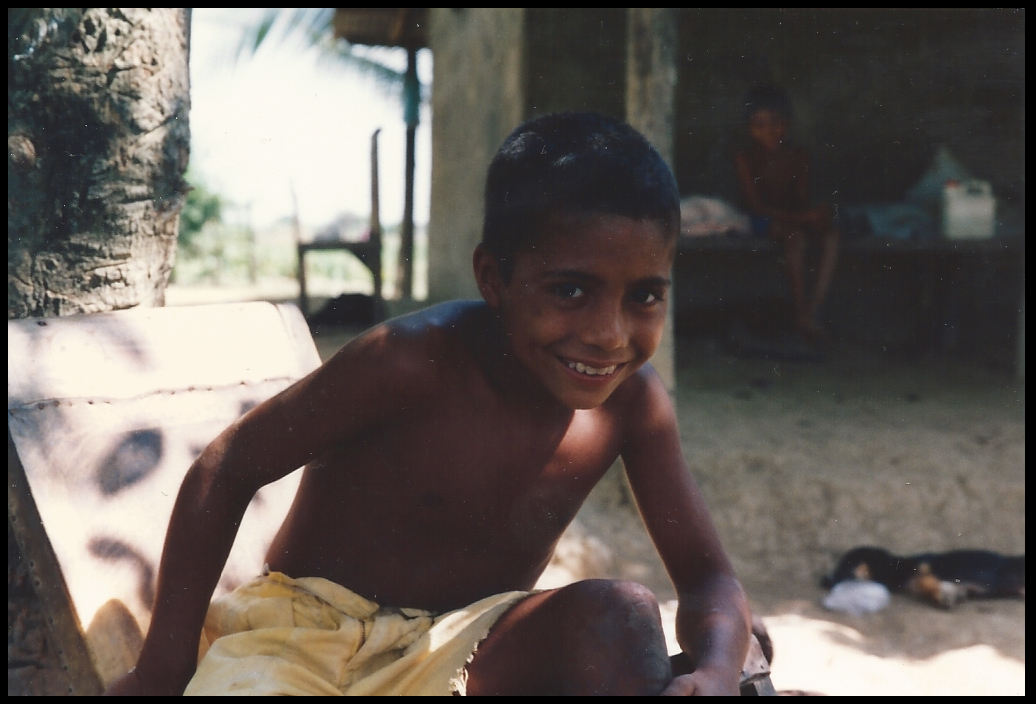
top-left (427, 8), bottom-right (526, 302)
top-left (488, 9), bottom-right (1025, 209)
top-left (425, 9), bottom-right (1024, 366)
top-left (668, 9), bottom-right (1024, 366)
top-left (673, 9), bottom-right (1025, 207)
top-left (428, 9), bottom-right (1025, 300)
top-left (524, 9), bottom-right (627, 120)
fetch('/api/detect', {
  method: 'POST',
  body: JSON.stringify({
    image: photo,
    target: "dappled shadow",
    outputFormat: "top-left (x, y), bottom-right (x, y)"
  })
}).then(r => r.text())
top-left (87, 537), bottom-right (156, 612)
top-left (7, 302), bottom-right (319, 663)
top-left (9, 311), bottom-right (152, 468)
top-left (751, 589), bottom-right (1025, 665)
top-left (95, 428), bottom-right (164, 496)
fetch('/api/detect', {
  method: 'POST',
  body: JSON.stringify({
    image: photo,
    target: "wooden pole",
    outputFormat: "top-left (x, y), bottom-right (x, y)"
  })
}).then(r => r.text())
top-left (370, 129), bottom-right (383, 300)
top-left (626, 8), bottom-right (678, 394)
top-left (398, 48), bottom-right (419, 300)
top-left (291, 182), bottom-right (308, 317)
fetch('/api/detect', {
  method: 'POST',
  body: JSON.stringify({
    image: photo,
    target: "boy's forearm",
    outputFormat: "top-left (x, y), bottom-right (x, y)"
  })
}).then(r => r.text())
top-left (133, 450), bottom-right (255, 691)
top-left (675, 574), bottom-right (751, 685)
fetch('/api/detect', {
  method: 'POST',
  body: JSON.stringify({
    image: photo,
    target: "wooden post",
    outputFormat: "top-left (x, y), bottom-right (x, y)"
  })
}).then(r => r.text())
top-left (626, 8), bottom-right (678, 394)
top-left (291, 183), bottom-right (308, 317)
top-left (398, 47), bottom-right (419, 300)
top-left (370, 129), bottom-right (383, 300)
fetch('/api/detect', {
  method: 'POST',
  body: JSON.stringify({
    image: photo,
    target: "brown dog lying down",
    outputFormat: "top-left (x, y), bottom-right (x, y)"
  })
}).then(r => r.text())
top-left (823, 546), bottom-right (1025, 608)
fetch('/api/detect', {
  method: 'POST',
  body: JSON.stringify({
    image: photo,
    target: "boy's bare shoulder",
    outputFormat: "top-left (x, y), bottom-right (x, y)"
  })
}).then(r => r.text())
top-left (606, 362), bottom-right (675, 437)
top-left (380, 299), bottom-right (487, 359)
top-left (325, 300), bottom-right (486, 395)
top-left (383, 299), bottom-right (486, 339)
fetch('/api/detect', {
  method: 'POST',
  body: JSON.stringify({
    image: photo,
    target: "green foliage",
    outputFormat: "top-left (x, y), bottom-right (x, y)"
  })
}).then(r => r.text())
top-left (236, 9), bottom-right (426, 109)
top-left (237, 8), bottom-right (334, 60)
top-left (173, 220), bottom-right (249, 286)
top-left (178, 174), bottom-right (224, 256)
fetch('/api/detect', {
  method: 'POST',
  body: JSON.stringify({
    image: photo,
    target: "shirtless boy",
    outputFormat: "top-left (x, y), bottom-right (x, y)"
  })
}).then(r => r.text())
top-left (108, 112), bottom-right (750, 696)
top-left (735, 85), bottom-right (840, 340)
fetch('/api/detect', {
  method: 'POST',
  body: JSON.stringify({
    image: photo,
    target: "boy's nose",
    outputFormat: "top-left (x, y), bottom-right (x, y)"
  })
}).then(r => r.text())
top-left (580, 301), bottom-right (628, 352)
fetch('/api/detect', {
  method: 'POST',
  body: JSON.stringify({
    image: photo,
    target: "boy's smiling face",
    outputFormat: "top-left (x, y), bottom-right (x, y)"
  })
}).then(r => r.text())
top-left (476, 212), bottom-right (674, 410)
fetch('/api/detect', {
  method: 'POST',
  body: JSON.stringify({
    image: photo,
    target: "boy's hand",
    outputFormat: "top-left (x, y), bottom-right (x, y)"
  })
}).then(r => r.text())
top-left (661, 669), bottom-right (739, 696)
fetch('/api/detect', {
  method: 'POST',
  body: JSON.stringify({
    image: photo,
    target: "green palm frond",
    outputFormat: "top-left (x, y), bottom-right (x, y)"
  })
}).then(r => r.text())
top-left (235, 8), bottom-right (333, 61)
top-left (315, 37), bottom-right (407, 94)
top-left (235, 8), bottom-right (425, 105)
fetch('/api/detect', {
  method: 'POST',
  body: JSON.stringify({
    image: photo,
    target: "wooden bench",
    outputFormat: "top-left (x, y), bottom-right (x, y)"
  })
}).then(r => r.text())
top-left (675, 235), bottom-right (1024, 361)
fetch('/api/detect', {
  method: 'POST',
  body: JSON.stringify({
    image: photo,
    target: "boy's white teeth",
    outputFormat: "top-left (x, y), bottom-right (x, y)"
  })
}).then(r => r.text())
top-left (567, 361), bottom-right (617, 376)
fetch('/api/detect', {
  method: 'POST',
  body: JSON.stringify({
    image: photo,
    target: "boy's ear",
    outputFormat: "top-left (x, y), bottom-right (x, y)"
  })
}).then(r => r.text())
top-left (473, 245), bottom-right (504, 308)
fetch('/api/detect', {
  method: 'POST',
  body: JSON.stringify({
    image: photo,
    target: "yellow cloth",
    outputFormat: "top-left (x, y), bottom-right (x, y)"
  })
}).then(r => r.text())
top-left (183, 572), bottom-right (528, 696)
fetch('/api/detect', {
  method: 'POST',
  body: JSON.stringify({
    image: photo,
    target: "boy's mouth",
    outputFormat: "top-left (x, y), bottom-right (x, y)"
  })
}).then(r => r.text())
top-left (560, 357), bottom-right (622, 377)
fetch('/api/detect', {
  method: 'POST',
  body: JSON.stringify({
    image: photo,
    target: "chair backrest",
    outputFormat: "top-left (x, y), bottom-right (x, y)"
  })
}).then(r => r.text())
top-left (8, 302), bottom-right (321, 691)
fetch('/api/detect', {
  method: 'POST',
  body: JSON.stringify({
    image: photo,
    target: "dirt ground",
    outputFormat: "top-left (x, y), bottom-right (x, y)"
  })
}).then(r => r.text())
top-left (531, 338), bottom-right (1026, 696)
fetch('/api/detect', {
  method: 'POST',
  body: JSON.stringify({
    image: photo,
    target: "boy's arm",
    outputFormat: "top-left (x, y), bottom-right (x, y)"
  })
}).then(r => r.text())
top-left (106, 429), bottom-right (260, 695)
top-left (106, 325), bottom-right (436, 694)
top-left (619, 368), bottom-right (750, 696)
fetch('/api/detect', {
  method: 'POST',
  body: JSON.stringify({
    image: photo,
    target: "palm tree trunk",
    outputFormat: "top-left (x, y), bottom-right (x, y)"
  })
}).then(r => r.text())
top-left (7, 8), bottom-right (191, 319)
top-left (7, 9), bottom-right (191, 694)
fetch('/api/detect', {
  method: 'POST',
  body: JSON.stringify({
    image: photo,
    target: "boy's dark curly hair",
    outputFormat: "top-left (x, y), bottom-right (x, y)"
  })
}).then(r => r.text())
top-left (481, 112), bottom-right (680, 282)
top-left (742, 84), bottom-right (794, 123)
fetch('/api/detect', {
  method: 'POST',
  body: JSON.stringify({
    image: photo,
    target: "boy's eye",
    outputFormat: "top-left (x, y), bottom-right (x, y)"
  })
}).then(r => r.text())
top-left (630, 288), bottom-right (663, 305)
top-left (552, 283), bottom-right (585, 299)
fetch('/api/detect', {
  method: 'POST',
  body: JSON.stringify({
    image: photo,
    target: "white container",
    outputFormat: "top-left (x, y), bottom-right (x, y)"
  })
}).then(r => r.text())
top-left (942, 179), bottom-right (996, 240)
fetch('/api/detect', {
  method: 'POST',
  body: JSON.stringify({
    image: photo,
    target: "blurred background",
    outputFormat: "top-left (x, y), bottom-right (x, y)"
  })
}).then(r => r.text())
top-left (8, 8), bottom-right (1025, 697)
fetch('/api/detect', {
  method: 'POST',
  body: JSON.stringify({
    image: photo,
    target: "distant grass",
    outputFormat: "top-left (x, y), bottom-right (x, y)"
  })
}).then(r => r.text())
top-left (170, 220), bottom-right (427, 302)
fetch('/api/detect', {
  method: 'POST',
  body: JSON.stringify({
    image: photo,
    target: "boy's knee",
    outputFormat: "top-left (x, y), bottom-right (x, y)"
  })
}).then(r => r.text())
top-left (561, 579), bottom-right (665, 642)
top-left (566, 579), bottom-right (660, 613)
top-left (559, 580), bottom-right (671, 692)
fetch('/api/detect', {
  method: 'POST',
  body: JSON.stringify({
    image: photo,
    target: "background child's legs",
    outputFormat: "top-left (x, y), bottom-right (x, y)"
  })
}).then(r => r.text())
top-left (771, 223), bottom-right (841, 336)
top-left (809, 226), bottom-right (840, 323)
top-left (769, 223), bottom-right (810, 332)
top-left (464, 579), bottom-right (672, 695)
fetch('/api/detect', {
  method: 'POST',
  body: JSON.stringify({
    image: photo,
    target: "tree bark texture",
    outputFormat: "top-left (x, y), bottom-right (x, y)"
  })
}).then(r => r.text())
top-left (8, 8), bottom-right (191, 319)
top-left (8, 9), bottom-right (190, 694)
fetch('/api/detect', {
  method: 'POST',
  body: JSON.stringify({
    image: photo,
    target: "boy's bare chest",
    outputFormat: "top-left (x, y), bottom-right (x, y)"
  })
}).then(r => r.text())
top-left (270, 341), bottom-right (635, 605)
top-left (753, 154), bottom-right (798, 184)
top-left (315, 388), bottom-right (623, 541)
top-left (362, 394), bottom-right (616, 491)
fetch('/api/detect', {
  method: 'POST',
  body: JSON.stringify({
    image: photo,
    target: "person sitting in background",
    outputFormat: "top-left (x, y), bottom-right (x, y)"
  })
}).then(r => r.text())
top-left (735, 85), bottom-right (840, 340)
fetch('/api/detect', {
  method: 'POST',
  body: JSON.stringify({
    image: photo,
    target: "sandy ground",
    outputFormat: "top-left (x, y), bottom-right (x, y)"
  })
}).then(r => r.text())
top-left (312, 327), bottom-right (1025, 696)
top-left (531, 340), bottom-right (1026, 696)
